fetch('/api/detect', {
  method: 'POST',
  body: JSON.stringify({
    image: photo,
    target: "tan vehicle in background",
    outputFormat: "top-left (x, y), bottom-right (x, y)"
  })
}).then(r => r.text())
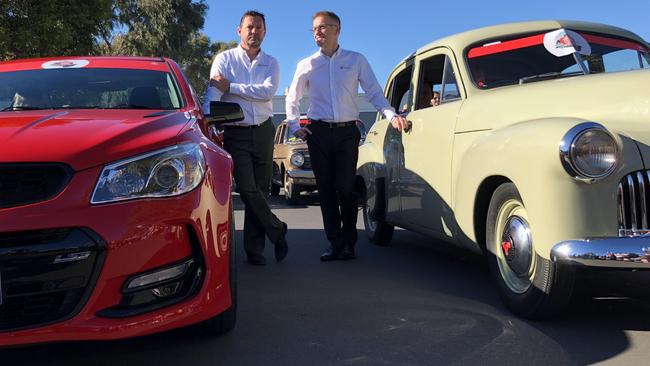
top-left (271, 118), bottom-right (316, 204)
top-left (356, 20), bottom-right (650, 318)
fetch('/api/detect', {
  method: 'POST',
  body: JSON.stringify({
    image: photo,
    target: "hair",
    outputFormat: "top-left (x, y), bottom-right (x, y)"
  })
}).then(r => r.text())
top-left (240, 10), bottom-right (266, 29)
top-left (312, 11), bottom-right (341, 26)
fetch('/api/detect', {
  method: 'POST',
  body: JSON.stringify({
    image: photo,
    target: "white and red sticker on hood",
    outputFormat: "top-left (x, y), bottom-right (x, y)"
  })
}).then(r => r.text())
top-left (543, 29), bottom-right (591, 57)
top-left (41, 60), bottom-right (90, 69)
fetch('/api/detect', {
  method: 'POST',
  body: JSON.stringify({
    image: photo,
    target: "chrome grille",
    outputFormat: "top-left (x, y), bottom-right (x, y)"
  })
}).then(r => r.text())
top-left (618, 170), bottom-right (650, 236)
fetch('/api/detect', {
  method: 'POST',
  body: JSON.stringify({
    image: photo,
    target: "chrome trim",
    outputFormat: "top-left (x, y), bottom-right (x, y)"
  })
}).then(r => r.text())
top-left (286, 169), bottom-right (315, 179)
top-left (628, 175), bottom-right (637, 230)
top-left (639, 171), bottom-right (647, 229)
top-left (618, 182), bottom-right (626, 230)
top-left (551, 237), bottom-right (650, 268)
top-left (558, 122), bottom-right (619, 183)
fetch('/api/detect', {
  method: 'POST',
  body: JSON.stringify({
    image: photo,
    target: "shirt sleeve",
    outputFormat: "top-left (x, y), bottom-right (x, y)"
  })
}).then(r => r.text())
top-left (285, 60), bottom-right (309, 136)
top-left (229, 58), bottom-right (280, 102)
top-left (358, 54), bottom-right (397, 121)
top-left (202, 54), bottom-right (226, 114)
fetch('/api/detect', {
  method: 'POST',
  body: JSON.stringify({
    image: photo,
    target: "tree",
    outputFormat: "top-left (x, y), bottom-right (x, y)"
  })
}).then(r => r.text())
top-left (99, 0), bottom-right (235, 97)
top-left (0, 0), bottom-right (113, 60)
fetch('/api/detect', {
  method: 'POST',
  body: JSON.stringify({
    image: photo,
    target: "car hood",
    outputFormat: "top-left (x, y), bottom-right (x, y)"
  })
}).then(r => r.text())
top-left (0, 110), bottom-right (191, 171)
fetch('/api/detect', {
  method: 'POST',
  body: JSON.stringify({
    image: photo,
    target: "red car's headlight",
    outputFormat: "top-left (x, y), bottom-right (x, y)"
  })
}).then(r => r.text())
top-left (91, 143), bottom-right (206, 204)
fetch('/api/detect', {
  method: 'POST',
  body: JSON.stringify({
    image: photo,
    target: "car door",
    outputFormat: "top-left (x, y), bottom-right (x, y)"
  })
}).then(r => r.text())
top-left (383, 61), bottom-right (413, 223)
top-left (398, 48), bottom-right (465, 235)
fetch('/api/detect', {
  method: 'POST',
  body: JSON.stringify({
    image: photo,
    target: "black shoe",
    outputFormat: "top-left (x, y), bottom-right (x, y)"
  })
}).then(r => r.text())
top-left (320, 246), bottom-right (342, 262)
top-left (247, 254), bottom-right (267, 266)
top-left (337, 246), bottom-right (356, 260)
top-left (274, 222), bottom-right (289, 262)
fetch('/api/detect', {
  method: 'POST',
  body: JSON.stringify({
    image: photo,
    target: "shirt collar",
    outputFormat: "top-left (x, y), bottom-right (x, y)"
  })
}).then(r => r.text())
top-left (319, 45), bottom-right (342, 59)
top-left (237, 44), bottom-right (265, 63)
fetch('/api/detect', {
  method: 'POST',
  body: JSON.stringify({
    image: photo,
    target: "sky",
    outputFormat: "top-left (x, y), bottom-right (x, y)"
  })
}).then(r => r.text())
top-left (203, 0), bottom-right (649, 94)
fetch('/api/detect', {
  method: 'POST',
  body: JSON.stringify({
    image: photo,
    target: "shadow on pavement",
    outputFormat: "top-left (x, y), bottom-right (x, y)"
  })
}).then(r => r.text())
top-left (1, 226), bottom-right (648, 365)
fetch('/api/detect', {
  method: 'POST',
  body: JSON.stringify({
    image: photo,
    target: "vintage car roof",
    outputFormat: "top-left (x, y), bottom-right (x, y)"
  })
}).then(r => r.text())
top-left (401, 20), bottom-right (647, 63)
top-left (0, 56), bottom-right (171, 72)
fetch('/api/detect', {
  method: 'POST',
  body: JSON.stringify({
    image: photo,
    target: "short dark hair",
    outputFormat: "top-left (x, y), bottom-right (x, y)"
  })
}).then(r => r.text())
top-left (240, 10), bottom-right (266, 29)
top-left (312, 11), bottom-right (340, 26)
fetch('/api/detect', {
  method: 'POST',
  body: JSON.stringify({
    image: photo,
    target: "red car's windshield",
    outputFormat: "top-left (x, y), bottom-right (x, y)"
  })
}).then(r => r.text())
top-left (466, 30), bottom-right (650, 89)
top-left (0, 68), bottom-right (183, 111)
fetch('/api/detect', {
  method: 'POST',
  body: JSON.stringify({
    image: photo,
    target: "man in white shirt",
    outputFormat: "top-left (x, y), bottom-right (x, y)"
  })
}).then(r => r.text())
top-left (285, 11), bottom-right (408, 262)
top-left (204, 10), bottom-right (287, 265)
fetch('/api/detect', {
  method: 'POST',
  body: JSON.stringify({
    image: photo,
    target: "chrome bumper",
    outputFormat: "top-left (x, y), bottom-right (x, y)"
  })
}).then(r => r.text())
top-left (286, 169), bottom-right (315, 180)
top-left (551, 237), bottom-right (650, 268)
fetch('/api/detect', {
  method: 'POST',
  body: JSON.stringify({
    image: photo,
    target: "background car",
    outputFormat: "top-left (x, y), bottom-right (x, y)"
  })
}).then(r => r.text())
top-left (356, 20), bottom-right (650, 318)
top-left (271, 117), bottom-right (316, 204)
top-left (0, 56), bottom-right (241, 346)
top-left (272, 117), bottom-right (368, 204)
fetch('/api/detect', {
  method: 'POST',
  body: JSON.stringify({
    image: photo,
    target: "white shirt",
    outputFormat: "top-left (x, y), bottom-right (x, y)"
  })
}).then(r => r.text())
top-left (285, 47), bottom-right (397, 135)
top-left (202, 45), bottom-right (280, 126)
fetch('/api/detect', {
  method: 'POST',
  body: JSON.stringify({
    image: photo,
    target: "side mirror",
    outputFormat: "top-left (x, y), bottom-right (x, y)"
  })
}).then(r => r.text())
top-left (205, 101), bottom-right (244, 125)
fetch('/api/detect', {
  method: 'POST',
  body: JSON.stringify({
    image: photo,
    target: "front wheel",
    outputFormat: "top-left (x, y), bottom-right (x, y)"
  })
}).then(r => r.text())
top-left (362, 184), bottom-right (394, 245)
top-left (486, 183), bottom-right (574, 319)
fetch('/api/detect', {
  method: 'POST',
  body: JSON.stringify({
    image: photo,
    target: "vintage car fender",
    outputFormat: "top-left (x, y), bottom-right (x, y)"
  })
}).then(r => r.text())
top-left (451, 117), bottom-right (644, 259)
top-left (356, 120), bottom-right (392, 217)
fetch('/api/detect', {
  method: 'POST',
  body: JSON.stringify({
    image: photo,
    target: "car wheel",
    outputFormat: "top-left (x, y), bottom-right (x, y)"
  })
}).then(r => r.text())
top-left (194, 204), bottom-right (237, 335)
top-left (362, 184), bottom-right (394, 245)
top-left (284, 173), bottom-right (300, 205)
top-left (486, 183), bottom-right (574, 318)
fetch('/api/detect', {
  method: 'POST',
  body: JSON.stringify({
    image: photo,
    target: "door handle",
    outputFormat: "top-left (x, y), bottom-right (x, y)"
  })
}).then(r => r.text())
top-left (404, 120), bottom-right (413, 133)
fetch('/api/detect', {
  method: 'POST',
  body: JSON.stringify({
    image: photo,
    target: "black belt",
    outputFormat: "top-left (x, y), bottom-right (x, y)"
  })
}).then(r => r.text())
top-left (224, 118), bottom-right (270, 129)
top-left (310, 120), bottom-right (357, 128)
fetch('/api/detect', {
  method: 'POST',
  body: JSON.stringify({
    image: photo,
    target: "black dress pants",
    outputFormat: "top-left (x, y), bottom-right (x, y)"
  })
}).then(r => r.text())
top-left (306, 122), bottom-right (361, 248)
top-left (224, 118), bottom-right (285, 258)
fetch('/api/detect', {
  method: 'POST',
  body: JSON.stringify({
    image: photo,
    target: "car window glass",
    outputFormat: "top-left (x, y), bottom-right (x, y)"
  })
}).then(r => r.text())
top-left (416, 55), bottom-right (445, 110)
top-left (274, 125), bottom-right (282, 144)
top-left (441, 56), bottom-right (461, 102)
top-left (388, 65), bottom-right (413, 114)
top-left (602, 49), bottom-right (650, 72)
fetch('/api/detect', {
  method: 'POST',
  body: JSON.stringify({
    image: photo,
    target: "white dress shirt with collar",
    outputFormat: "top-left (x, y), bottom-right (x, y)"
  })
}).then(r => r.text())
top-left (202, 45), bottom-right (280, 126)
top-left (285, 47), bottom-right (397, 136)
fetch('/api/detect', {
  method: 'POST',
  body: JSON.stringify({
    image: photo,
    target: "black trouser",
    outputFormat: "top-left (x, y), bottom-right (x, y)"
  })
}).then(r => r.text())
top-left (306, 121), bottom-right (361, 248)
top-left (224, 118), bottom-right (285, 258)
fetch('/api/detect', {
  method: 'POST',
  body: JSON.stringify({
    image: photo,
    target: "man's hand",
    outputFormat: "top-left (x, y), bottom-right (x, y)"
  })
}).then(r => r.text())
top-left (390, 115), bottom-right (409, 132)
top-left (294, 127), bottom-right (312, 140)
top-left (210, 74), bottom-right (231, 93)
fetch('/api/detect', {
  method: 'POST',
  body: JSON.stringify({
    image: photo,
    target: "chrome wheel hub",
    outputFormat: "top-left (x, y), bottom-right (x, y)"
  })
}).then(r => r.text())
top-left (501, 217), bottom-right (533, 276)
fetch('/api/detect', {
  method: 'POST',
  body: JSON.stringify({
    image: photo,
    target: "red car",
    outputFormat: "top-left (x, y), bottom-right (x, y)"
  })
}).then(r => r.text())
top-left (0, 56), bottom-right (241, 346)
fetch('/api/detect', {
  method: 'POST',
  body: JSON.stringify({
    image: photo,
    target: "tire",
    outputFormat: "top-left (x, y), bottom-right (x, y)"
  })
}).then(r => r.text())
top-left (194, 204), bottom-right (237, 335)
top-left (486, 183), bottom-right (574, 319)
top-left (284, 172), bottom-right (300, 205)
top-left (362, 183), bottom-right (394, 245)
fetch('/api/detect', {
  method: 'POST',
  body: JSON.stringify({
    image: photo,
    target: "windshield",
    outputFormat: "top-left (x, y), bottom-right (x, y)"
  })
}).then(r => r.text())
top-left (0, 68), bottom-right (183, 111)
top-left (466, 30), bottom-right (650, 89)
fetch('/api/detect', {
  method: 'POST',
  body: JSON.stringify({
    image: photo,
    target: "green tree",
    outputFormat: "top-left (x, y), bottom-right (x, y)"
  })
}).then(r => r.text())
top-left (99, 0), bottom-right (235, 97)
top-left (0, 0), bottom-right (113, 60)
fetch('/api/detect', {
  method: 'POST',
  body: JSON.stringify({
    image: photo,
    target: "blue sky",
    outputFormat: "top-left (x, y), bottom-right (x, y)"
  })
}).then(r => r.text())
top-left (203, 0), bottom-right (649, 94)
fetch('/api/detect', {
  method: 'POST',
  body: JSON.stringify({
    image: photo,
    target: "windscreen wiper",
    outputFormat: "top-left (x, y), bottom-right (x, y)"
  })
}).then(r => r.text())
top-left (519, 71), bottom-right (584, 84)
top-left (1, 106), bottom-right (45, 111)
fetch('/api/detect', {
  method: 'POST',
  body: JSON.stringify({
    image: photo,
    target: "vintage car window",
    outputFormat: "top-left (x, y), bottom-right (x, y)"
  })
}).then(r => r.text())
top-left (388, 65), bottom-right (413, 114)
top-left (416, 55), bottom-right (444, 110)
top-left (0, 68), bottom-right (182, 111)
top-left (441, 56), bottom-right (461, 102)
top-left (466, 30), bottom-right (650, 89)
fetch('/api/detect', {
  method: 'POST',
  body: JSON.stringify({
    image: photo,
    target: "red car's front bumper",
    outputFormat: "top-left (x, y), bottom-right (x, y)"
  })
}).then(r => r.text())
top-left (0, 153), bottom-right (233, 346)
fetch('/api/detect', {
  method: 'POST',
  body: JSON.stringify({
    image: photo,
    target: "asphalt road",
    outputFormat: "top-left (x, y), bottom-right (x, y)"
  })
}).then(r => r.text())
top-left (3, 194), bottom-right (650, 365)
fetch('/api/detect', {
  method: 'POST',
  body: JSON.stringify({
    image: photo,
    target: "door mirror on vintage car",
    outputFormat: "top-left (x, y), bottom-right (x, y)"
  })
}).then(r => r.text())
top-left (205, 101), bottom-right (244, 125)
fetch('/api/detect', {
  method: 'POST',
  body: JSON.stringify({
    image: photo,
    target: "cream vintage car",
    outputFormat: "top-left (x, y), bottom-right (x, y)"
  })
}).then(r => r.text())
top-left (356, 20), bottom-right (650, 318)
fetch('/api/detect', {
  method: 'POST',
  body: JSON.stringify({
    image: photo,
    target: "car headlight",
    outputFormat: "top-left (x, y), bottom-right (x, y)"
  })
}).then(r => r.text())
top-left (560, 122), bottom-right (619, 182)
top-left (290, 152), bottom-right (305, 168)
top-left (91, 143), bottom-right (205, 204)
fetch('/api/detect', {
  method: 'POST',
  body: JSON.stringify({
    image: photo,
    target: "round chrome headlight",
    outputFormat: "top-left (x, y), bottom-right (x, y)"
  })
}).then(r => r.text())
top-left (560, 122), bottom-right (619, 182)
top-left (290, 152), bottom-right (305, 167)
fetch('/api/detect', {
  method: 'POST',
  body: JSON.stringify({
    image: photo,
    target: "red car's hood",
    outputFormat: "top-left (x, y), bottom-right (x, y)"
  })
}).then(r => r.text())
top-left (0, 110), bottom-right (191, 170)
